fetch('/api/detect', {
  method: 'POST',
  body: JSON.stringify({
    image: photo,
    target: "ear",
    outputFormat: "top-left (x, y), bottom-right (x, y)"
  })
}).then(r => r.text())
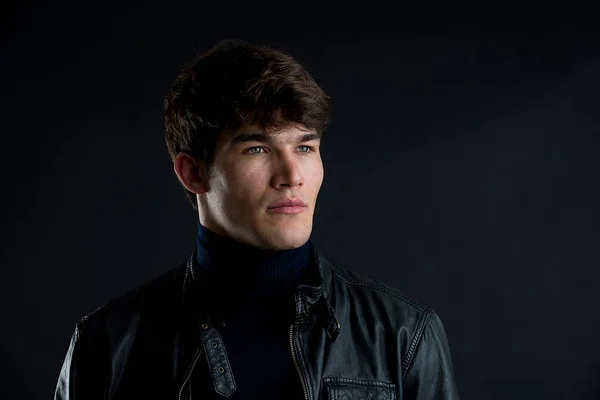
top-left (173, 152), bottom-right (209, 195)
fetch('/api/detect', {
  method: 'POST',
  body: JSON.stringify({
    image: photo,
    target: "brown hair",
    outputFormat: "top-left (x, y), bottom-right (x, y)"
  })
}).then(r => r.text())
top-left (164, 39), bottom-right (332, 211)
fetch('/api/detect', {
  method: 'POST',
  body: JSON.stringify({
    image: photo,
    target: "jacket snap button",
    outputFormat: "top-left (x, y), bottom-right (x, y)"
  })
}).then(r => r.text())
top-left (201, 324), bottom-right (209, 329)
top-left (217, 367), bottom-right (225, 373)
top-left (211, 342), bottom-right (218, 348)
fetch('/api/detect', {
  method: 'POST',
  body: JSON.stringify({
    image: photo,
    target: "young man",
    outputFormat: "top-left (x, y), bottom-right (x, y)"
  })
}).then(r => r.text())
top-left (55, 39), bottom-right (460, 400)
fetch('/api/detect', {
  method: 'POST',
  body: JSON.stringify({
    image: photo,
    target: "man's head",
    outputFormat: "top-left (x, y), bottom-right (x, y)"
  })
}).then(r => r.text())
top-left (164, 40), bottom-right (331, 250)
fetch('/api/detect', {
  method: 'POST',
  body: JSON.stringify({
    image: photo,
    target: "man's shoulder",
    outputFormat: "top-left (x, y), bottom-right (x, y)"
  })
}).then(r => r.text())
top-left (324, 254), bottom-right (433, 316)
top-left (75, 259), bottom-right (189, 330)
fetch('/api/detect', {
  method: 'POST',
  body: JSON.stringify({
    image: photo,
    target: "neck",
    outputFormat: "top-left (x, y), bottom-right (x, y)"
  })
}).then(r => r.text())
top-left (194, 221), bottom-right (311, 297)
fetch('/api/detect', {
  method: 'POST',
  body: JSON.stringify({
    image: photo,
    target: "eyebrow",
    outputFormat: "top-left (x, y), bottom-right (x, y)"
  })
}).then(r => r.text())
top-left (229, 131), bottom-right (321, 145)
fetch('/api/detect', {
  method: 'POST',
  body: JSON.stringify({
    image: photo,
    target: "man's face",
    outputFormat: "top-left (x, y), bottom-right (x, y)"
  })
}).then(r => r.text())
top-left (184, 122), bottom-right (324, 250)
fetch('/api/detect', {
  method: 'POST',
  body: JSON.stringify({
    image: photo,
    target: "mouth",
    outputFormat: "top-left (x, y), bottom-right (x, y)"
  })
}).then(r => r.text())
top-left (267, 197), bottom-right (308, 209)
top-left (266, 205), bottom-right (307, 214)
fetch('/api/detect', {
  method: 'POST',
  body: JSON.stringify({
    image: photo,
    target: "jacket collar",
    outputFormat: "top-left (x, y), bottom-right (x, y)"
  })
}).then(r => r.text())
top-left (180, 239), bottom-right (340, 341)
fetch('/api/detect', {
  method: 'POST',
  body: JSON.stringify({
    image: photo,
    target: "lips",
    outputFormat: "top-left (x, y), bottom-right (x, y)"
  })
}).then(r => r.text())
top-left (268, 197), bottom-right (307, 209)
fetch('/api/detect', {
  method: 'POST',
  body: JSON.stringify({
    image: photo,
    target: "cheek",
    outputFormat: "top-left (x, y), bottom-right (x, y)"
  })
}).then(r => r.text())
top-left (309, 162), bottom-right (324, 187)
top-left (227, 170), bottom-right (264, 203)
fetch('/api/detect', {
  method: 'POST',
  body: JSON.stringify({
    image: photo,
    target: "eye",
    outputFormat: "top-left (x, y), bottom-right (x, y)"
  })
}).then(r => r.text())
top-left (246, 146), bottom-right (264, 155)
top-left (298, 145), bottom-right (315, 153)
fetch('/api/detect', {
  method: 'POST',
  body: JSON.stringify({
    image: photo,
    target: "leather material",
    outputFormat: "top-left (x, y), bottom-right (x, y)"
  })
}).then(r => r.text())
top-left (54, 242), bottom-right (460, 399)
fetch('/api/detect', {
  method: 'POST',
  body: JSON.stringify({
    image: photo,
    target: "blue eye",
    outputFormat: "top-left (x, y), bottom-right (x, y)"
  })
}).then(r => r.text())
top-left (246, 146), bottom-right (264, 155)
top-left (298, 146), bottom-right (314, 153)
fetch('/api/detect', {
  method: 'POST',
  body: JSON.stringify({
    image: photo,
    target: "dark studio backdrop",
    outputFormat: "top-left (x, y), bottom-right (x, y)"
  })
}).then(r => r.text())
top-left (1, 2), bottom-right (599, 399)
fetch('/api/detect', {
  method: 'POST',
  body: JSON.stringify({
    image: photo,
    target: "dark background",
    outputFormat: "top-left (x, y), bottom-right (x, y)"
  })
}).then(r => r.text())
top-left (2, 1), bottom-right (599, 399)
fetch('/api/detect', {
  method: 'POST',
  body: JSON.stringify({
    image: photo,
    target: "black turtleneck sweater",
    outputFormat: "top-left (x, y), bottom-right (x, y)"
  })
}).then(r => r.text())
top-left (192, 220), bottom-right (310, 399)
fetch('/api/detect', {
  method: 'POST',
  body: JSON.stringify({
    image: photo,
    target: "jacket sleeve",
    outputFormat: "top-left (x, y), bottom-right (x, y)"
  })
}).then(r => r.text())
top-left (54, 322), bottom-right (107, 400)
top-left (402, 310), bottom-right (460, 400)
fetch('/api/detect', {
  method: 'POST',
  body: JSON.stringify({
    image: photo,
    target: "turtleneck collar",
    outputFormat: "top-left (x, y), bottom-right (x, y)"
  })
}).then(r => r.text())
top-left (194, 220), bottom-right (311, 298)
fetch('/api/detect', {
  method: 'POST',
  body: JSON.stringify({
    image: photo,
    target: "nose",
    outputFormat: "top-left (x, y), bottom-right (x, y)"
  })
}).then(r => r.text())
top-left (271, 157), bottom-right (304, 189)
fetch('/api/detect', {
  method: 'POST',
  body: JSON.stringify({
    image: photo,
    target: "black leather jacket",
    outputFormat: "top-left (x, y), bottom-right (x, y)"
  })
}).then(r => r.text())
top-left (55, 243), bottom-right (460, 399)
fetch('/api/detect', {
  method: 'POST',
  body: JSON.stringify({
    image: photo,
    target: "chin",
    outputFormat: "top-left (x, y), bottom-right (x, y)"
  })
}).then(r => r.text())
top-left (267, 230), bottom-right (310, 250)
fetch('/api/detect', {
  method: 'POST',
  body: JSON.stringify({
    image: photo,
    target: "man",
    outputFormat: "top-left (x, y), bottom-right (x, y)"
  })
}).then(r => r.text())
top-left (55, 39), bottom-right (460, 399)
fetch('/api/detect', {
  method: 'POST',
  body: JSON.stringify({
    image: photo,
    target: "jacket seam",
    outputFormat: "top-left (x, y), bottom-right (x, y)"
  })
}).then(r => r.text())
top-left (331, 271), bottom-right (427, 312)
top-left (401, 307), bottom-right (433, 381)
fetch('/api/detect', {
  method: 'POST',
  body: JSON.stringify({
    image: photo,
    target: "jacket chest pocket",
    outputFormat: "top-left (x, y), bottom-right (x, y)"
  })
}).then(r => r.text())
top-left (323, 377), bottom-right (397, 400)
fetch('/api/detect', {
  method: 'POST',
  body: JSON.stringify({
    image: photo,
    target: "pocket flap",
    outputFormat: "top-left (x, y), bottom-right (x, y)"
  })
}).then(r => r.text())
top-left (323, 377), bottom-right (396, 400)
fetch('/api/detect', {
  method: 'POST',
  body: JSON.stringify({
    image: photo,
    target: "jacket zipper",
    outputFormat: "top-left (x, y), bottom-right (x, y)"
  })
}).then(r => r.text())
top-left (178, 347), bottom-right (204, 400)
top-left (289, 324), bottom-right (309, 400)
